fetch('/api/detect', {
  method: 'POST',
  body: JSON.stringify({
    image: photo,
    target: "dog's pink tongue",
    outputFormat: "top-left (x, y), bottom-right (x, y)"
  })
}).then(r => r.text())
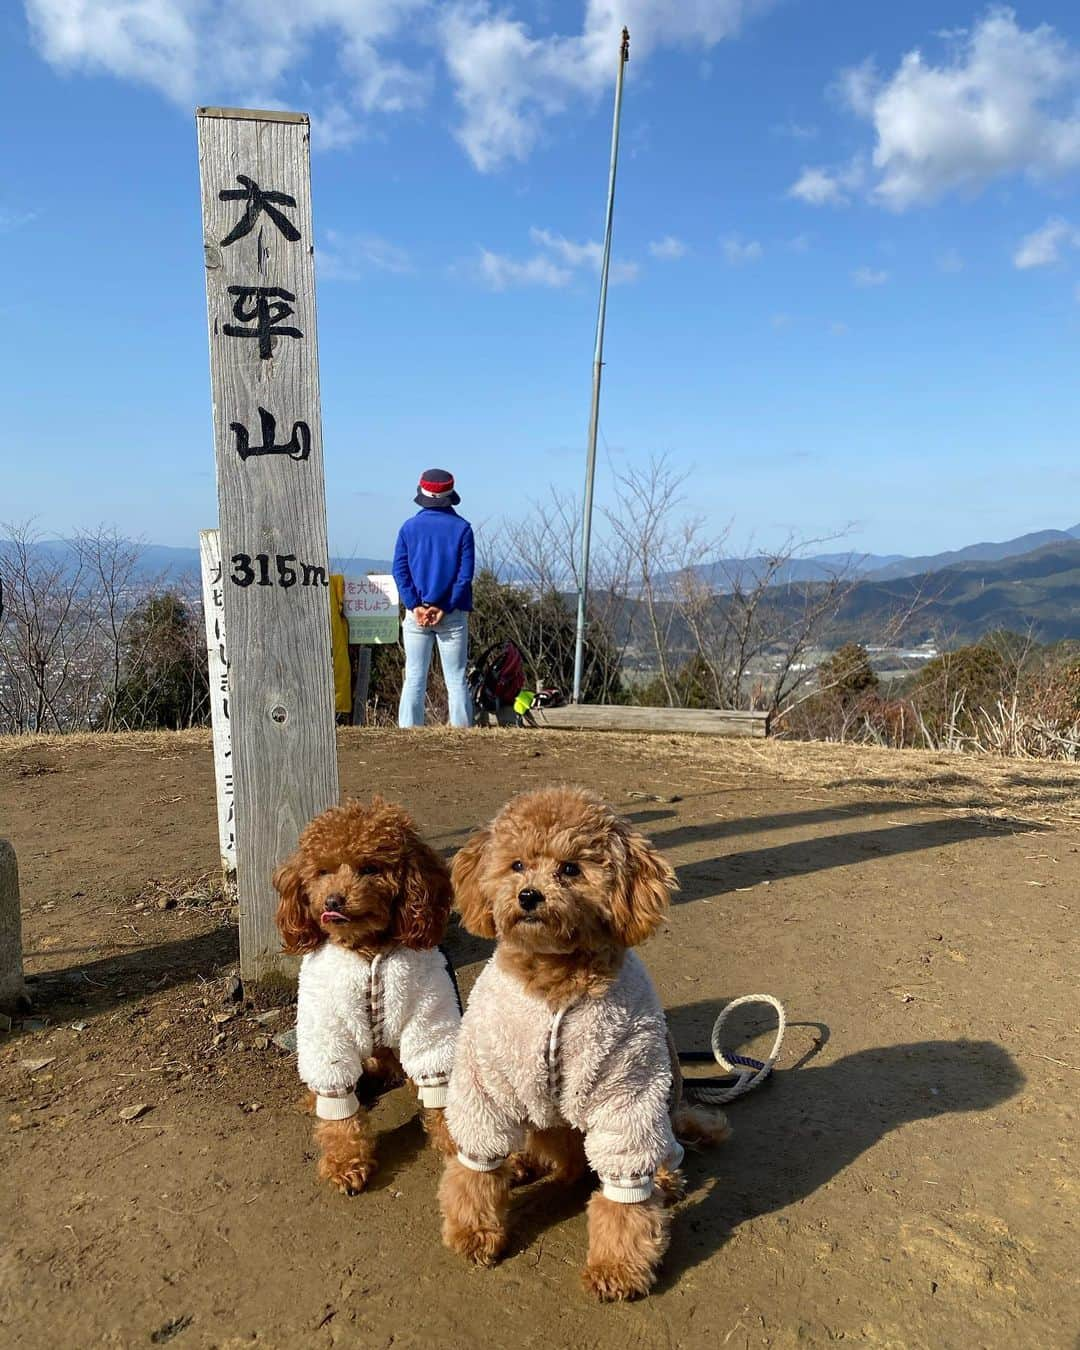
top-left (321, 911), bottom-right (347, 924)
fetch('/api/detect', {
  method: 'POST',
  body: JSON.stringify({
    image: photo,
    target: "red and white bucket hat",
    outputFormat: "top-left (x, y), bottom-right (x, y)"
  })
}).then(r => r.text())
top-left (414, 468), bottom-right (461, 509)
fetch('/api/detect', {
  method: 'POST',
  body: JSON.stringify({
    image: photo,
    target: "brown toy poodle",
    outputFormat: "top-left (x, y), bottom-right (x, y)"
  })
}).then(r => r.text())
top-left (273, 796), bottom-right (460, 1195)
top-left (439, 786), bottom-right (729, 1300)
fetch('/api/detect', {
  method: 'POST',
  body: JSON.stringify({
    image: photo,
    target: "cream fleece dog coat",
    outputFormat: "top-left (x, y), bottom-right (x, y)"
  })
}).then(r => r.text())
top-left (446, 950), bottom-right (683, 1201)
top-left (296, 943), bottom-right (460, 1119)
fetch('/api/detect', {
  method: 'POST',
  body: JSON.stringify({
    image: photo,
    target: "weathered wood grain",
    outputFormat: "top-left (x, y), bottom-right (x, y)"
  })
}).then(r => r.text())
top-left (197, 107), bottom-right (308, 124)
top-left (197, 110), bottom-right (339, 986)
top-left (199, 530), bottom-right (237, 877)
top-left (535, 705), bottom-right (769, 737)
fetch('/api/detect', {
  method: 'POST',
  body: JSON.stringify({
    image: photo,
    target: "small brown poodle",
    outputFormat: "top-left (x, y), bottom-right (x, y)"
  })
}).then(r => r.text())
top-left (273, 796), bottom-right (460, 1195)
top-left (439, 786), bottom-right (729, 1300)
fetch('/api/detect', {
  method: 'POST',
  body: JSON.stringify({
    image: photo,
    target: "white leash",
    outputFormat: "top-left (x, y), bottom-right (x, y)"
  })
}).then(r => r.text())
top-left (683, 994), bottom-right (787, 1105)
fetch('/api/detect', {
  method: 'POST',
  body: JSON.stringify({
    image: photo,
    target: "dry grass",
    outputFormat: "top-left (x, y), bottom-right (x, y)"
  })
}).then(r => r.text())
top-left (0, 728), bottom-right (211, 758)
top-left (4, 724), bottom-right (1079, 826)
top-left (714, 737), bottom-right (1080, 824)
top-left (123, 869), bottom-right (235, 915)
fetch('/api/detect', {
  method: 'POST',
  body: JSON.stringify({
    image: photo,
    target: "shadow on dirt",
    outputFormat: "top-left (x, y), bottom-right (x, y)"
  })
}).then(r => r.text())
top-left (445, 1026), bottom-right (1023, 1283)
top-left (674, 813), bottom-right (1040, 902)
top-left (824, 772), bottom-right (1077, 811)
top-left (647, 798), bottom-right (929, 853)
top-left (14, 809), bottom-right (1039, 1040)
top-left (19, 923), bottom-right (238, 1028)
top-left (660, 1022), bottom-right (1025, 1288)
top-left (428, 795), bottom-right (929, 858)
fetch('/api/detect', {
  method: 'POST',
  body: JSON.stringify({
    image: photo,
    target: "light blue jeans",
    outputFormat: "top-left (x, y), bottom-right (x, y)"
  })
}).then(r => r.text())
top-left (398, 609), bottom-right (473, 728)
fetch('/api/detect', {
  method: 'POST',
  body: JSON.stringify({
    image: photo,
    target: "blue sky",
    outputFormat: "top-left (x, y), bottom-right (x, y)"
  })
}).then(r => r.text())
top-left (4, 1), bottom-right (1080, 560)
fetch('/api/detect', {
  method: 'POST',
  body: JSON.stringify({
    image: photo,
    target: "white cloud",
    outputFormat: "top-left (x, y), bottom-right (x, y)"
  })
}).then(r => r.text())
top-left (852, 266), bottom-right (888, 287)
top-left (789, 159), bottom-right (865, 206)
top-left (793, 8), bottom-right (1080, 210)
top-left (26, 0), bottom-right (198, 102)
top-left (442, 1), bottom-right (769, 169)
top-left (310, 104), bottom-right (366, 153)
top-left (477, 249), bottom-right (572, 290)
top-left (529, 225), bottom-right (639, 282)
top-left (1013, 217), bottom-right (1079, 268)
top-left (472, 223), bottom-right (641, 290)
top-left (25, 0), bottom-right (430, 148)
top-left (318, 229), bottom-right (412, 280)
top-left (789, 167), bottom-right (843, 206)
top-left (722, 234), bottom-right (763, 264)
top-left (25, 1), bottom-right (772, 171)
top-left (529, 227), bottom-right (601, 268)
top-left (835, 58), bottom-right (877, 118)
top-left (649, 234), bottom-right (687, 260)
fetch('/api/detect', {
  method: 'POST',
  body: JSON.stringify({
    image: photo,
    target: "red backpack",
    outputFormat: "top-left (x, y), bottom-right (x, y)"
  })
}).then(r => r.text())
top-left (469, 641), bottom-right (527, 712)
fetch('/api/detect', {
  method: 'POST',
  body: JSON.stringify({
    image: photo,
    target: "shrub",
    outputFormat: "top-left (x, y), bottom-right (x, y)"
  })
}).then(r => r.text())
top-left (907, 633), bottom-right (1027, 742)
top-left (107, 592), bottom-right (208, 730)
top-left (818, 644), bottom-right (878, 702)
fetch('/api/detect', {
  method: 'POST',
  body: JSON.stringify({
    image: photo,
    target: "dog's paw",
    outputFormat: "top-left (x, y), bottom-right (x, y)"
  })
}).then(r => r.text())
top-left (362, 1049), bottom-right (405, 1086)
top-left (443, 1221), bottom-right (507, 1266)
top-left (654, 1166), bottom-right (686, 1206)
top-left (421, 1108), bottom-right (457, 1158)
top-left (582, 1260), bottom-right (654, 1302)
top-left (320, 1158), bottom-right (376, 1196)
top-left (507, 1152), bottom-right (549, 1187)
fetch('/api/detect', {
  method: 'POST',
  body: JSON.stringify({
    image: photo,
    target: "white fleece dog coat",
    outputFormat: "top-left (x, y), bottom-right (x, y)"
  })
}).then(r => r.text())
top-left (446, 950), bottom-right (683, 1202)
top-left (296, 943), bottom-right (460, 1120)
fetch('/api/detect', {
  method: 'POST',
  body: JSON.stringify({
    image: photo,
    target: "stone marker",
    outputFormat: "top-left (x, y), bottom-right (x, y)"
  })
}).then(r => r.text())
top-left (0, 839), bottom-right (27, 1012)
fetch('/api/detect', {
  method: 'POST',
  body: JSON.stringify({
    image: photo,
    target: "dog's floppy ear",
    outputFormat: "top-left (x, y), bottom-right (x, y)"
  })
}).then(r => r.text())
top-left (609, 824), bottom-right (676, 947)
top-left (392, 839), bottom-right (452, 949)
top-left (273, 851), bottom-right (322, 955)
top-left (451, 827), bottom-right (496, 938)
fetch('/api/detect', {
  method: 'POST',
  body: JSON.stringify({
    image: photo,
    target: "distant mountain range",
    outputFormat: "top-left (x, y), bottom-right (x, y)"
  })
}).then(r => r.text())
top-left (636, 539), bottom-right (1080, 651)
top-left (6, 524), bottom-right (1080, 646)
top-left (659, 524), bottom-right (1080, 591)
top-left (861, 525), bottom-right (1080, 582)
top-left (0, 539), bottom-right (391, 580)
top-left (815, 538), bottom-right (1080, 646)
top-left (10, 523), bottom-right (1080, 594)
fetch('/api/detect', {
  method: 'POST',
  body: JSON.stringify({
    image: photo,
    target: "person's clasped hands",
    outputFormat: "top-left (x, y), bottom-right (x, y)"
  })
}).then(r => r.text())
top-left (413, 605), bottom-right (444, 628)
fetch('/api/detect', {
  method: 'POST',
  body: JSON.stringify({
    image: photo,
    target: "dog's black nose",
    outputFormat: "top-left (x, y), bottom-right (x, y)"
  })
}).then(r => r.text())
top-left (324, 894), bottom-right (345, 912)
top-left (518, 888), bottom-right (544, 912)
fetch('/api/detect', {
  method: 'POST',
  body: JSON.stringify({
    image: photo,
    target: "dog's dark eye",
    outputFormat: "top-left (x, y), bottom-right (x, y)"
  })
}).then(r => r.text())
top-left (511, 860), bottom-right (525, 873)
top-left (359, 864), bottom-right (379, 876)
top-left (558, 861), bottom-right (581, 878)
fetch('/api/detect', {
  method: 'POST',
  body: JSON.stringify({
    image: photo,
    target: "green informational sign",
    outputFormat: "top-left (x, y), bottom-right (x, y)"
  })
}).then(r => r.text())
top-left (343, 574), bottom-right (400, 644)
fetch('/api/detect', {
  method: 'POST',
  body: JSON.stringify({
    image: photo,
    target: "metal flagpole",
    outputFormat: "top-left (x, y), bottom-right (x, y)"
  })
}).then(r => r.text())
top-left (572, 26), bottom-right (629, 705)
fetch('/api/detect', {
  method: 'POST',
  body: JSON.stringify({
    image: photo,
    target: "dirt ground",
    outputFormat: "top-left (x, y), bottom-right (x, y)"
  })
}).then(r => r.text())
top-left (0, 728), bottom-right (1077, 1349)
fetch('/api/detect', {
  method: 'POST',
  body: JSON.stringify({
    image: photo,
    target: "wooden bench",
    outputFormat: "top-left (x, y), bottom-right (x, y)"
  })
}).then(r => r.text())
top-left (534, 705), bottom-right (769, 737)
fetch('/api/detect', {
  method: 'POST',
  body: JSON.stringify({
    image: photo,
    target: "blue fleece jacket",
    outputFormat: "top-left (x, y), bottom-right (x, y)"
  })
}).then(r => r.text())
top-left (392, 509), bottom-right (475, 613)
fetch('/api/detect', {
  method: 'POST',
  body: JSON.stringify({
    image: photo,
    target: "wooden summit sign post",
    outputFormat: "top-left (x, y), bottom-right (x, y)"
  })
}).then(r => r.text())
top-left (196, 107), bottom-right (339, 987)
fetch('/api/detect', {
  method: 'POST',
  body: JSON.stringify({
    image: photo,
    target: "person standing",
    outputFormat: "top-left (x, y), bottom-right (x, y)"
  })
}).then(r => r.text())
top-left (392, 469), bottom-right (475, 728)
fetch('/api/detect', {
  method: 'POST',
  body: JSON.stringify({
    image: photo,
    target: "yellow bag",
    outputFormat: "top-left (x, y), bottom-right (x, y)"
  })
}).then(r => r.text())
top-left (329, 575), bottom-right (352, 714)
